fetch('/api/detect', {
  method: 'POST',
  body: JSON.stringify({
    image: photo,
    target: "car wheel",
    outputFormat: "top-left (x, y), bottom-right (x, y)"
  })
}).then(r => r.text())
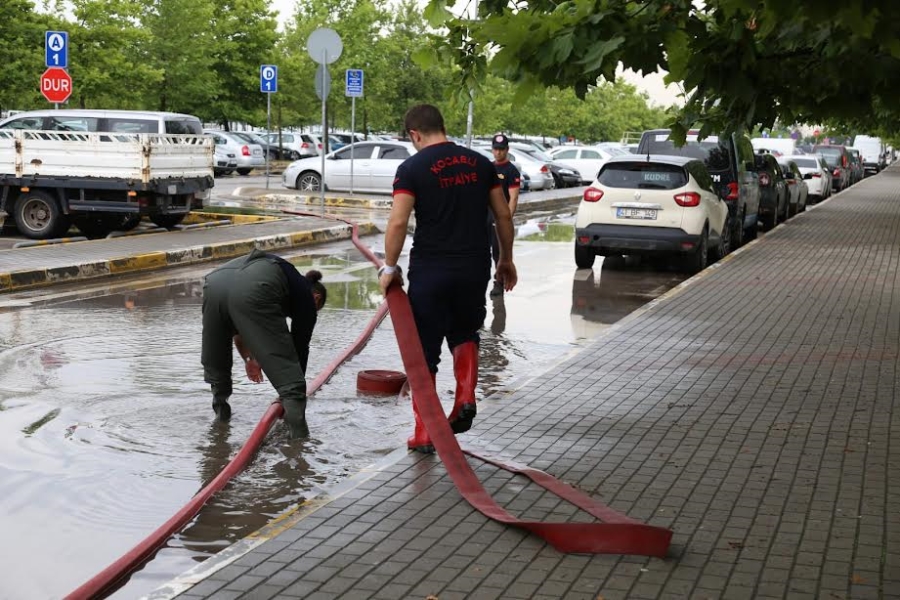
top-left (574, 242), bottom-right (595, 269)
top-left (236, 168), bottom-right (252, 176)
top-left (552, 173), bottom-right (563, 189)
top-left (685, 228), bottom-right (708, 274)
top-left (296, 171), bottom-right (321, 192)
top-left (711, 216), bottom-right (732, 262)
top-left (150, 214), bottom-right (186, 229)
top-left (14, 190), bottom-right (70, 239)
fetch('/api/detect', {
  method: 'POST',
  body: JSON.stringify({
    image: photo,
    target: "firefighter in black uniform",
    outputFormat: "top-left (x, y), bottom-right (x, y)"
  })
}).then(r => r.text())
top-left (489, 134), bottom-right (521, 297)
top-left (379, 104), bottom-right (518, 453)
top-left (201, 249), bottom-right (327, 438)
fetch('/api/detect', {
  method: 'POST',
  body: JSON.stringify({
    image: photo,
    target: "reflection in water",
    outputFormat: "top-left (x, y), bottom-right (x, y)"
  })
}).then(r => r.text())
top-left (571, 259), bottom-right (683, 331)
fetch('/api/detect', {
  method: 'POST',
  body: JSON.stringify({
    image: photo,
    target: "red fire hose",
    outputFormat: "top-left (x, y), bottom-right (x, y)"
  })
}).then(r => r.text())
top-left (67, 211), bottom-right (671, 599)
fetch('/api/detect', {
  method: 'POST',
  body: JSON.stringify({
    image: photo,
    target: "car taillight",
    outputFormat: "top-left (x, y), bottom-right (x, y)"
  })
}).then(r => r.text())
top-left (583, 187), bottom-right (604, 202)
top-left (241, 145), bottom-right (250, 156)
top-left (318, 143), bottom-right (323, 149)
top-left (540, 165), bottom-right (549, 173)
top-left (301, 142), bottom-right (310, 149)
top-left (674, 192), bottom-right (701, 207)
top-left (833, 168), bottom-right (840, 177)
top-left (726, 182), bottom-right (739, 200)
top-left (812, 173), bottom-right (821, 178)
top-left (759, 173), bottom-right (770, 186)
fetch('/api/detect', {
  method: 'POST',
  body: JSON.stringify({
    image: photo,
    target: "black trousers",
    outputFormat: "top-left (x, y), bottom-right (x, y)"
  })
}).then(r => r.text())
top-left (407, 259), bottom-right (490, 373)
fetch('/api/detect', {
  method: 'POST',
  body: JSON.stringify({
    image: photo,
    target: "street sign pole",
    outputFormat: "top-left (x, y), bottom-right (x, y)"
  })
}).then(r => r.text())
top-left (350, 96), bottom-right (356, 195)
top-left (320, 50), bottom-right (327, 210)
top-left (266, 92), bottom-right (271, 189)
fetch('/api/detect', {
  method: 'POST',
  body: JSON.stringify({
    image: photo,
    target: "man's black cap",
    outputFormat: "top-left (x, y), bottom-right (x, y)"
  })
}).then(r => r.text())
top-left (492, 134), bottom-right (509, 149)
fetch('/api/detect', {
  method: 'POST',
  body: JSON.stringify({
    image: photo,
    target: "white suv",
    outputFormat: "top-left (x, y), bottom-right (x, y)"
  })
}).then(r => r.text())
top-left (575, 155), bottom-right (730, 273)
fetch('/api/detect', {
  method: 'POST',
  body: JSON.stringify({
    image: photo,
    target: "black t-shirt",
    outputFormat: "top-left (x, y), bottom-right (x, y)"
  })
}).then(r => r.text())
top-left (494, 160), bottom-right (521, 202)
top-left (393, 141), bottom-right (500, 266)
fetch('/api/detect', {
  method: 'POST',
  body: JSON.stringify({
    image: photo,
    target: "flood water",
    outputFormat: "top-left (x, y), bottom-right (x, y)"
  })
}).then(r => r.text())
top-left (0, 216), bottom-right (685, 599)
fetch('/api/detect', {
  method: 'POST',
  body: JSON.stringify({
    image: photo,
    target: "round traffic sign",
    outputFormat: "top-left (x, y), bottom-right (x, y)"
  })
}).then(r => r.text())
top-left (261, 66), bottom-right (276, 81)
top-left (307, 28), bottom-right (343, 64)
top-left (40, 67), bottom-right (72, 104)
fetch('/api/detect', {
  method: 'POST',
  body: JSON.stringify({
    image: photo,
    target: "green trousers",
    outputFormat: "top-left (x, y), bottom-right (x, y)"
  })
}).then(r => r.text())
top-left (201, 249), bottom-right (308, 429)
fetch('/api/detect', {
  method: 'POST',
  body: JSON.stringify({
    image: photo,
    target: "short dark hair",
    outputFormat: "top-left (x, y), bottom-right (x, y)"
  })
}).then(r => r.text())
top-left (404, 104), bottom-right (445, 135)
top-left (305, 269), bottom-right (327, 308)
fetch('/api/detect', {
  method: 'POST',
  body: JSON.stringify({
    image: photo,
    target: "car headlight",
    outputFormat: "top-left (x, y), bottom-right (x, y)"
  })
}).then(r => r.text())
top-left (559, 169), bottom-right (575, 175)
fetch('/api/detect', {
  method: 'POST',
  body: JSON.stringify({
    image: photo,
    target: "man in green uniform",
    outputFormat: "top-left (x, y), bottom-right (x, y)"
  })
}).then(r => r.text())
top-left (201, 249), bottom-right (327, 437)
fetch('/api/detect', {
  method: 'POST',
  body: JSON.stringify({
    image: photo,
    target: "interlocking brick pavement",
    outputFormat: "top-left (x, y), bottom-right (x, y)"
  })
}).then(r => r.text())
top-left (154, 168), bottom-right (900, 599)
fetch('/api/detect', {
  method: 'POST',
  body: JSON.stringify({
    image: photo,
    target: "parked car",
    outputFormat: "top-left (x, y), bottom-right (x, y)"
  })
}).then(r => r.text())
top-left (262, 132), bottom-right (319, 160)
top-left (213, 145), bottom-right (237, 176)
top-left (229, 131), bottom-right (281, 160)
top-left (777, 158), bottom-right (809, 216)
top-left (846, 148), bottom-right (864, 184)
top-left (282, 140), bottom-right (414, 194)
top-left (331, 132), bottom-right (366, 147)
top-left (574, 155), bottom-right (730, 273)
top-left (754, 153), bottom-right (788, 230)
top-left (813, 145), bottom-right (851, 192)
top-left (548, 145), bottom-right (627, 183)
top-left (0, 108), bottom-right (202, 134)
top-left (750, 137), bottom-right (799, 157)
top-left (509, 142), bottom-right (581, 188)
top-left (637, 129), bottom-right (760, 248)
top-left (791, 155), bottom-right (832, 202)
top-left (852, 135), bottom-right (886, 175)
top-left (204, 130), bottom-right (265, 175)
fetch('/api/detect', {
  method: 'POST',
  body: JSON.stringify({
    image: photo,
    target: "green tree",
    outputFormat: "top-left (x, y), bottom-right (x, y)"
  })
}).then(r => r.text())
top-left (425, 0), bottom-right (900, 142)
top-left (0, 0), bottom-right (55, 113)
top-left (138, 0), bottom-right (218, 118)
top-left (68, 0), bottom-right (158, 109)
top-left (210, 0), bottom-right (279, 128)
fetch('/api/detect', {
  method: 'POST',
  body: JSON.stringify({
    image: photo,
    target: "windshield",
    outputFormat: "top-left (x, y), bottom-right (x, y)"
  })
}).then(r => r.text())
top-left (792, 158), bottom-right (818, 168)
top-left (641, 134), bottom-right (731, 172)
top-left (598, 162), bottom-right (687, 190)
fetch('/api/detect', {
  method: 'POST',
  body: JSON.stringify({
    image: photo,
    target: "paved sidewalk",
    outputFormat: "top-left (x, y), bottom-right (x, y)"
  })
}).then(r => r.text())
top-left (0, 216), bottom-right (376, 292)
top-left (152, 169), bottom-right (900, 599)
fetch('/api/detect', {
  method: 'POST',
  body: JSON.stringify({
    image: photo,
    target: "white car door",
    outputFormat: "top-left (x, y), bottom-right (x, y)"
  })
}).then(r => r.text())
top-left (370, 144), bottom-right (413, 193)
top-left (575, 148), bottom-right (608, 183)
top-left (326, 143), bottom-right (376, 191)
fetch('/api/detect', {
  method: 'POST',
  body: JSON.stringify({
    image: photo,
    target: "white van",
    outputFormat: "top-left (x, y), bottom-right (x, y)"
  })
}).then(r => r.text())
top-left (852, 135), bottom-right (886, 175)
top-left (0, 109), bottom-right (203, 134)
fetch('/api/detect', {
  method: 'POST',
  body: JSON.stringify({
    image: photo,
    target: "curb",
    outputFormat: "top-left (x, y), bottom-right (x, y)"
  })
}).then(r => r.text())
top-left (0, 222), bottom-right (380, 293)
top-left (247, 192), bottom-right (583, 213)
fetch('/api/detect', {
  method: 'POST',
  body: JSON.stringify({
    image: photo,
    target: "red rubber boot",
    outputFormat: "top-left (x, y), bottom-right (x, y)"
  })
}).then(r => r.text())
top-left (407, 371), bottom-right (436, 454)
top-left (448, 341), bottom-right (478, 434)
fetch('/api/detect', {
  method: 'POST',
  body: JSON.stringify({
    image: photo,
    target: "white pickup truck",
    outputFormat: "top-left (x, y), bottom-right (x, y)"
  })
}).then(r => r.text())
top-left (0, 129), bottom-right (214, 239)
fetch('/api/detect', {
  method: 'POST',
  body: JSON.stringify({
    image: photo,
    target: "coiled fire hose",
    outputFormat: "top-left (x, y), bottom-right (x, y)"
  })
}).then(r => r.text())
top-left (67, 212), bottom-right (671, 600)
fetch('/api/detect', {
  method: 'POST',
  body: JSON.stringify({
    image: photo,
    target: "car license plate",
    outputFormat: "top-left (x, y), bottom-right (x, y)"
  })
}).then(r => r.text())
top-left (616, 207), bottom-right (657, 220)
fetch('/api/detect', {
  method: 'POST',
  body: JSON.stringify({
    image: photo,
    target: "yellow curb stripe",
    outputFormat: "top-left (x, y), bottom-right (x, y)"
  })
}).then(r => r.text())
top-left (109, 252), bottom-right (168, 274)
top-left (0, 272), bottom-right (10, 291)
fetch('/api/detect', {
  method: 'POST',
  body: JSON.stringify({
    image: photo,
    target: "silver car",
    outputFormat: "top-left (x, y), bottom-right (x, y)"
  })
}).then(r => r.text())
top-left (282, 141), bottom-right (415, 194)
top-left (204, 130), bottom-right (265, 175)
top-left (474, 144), bottom-right (555, 191)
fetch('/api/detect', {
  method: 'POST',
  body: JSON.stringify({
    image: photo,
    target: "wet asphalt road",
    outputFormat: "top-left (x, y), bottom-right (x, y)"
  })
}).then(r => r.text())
top-left (0, 213), bottom-right (687, 599)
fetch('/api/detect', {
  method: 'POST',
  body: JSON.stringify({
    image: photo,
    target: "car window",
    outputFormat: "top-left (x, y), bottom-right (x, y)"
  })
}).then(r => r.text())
top-left (46, 117), bottom-right (97, 131)
top-left (598, 162), bottom-right (688, 190)
top-left (554, 149), bottom-right (577, 159)
top-left (641, 133), bottom-right (732, 173)
top-left (1, 117), bottom-right (45, 130)
top-left (333, 143), bottom-right (375, 159)
top-left (165, 120), bottom-right (202, 134)
top-left (793, 157), bottom-right (818, 169)
top-left (379, 146), bottom-right (410, 160)
top-left (108, 119), bottom-right (157, 133)
top-left (581, 149), bottom-right (601, 159)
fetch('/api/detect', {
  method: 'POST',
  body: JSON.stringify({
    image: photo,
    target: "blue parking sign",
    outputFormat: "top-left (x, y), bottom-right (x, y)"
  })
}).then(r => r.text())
top-left (46, 31), bottom-right (68, 68)
top-left (345, 69), bottom-right (364, 97)
top-left (260, 65), bottom-right (278, 93)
